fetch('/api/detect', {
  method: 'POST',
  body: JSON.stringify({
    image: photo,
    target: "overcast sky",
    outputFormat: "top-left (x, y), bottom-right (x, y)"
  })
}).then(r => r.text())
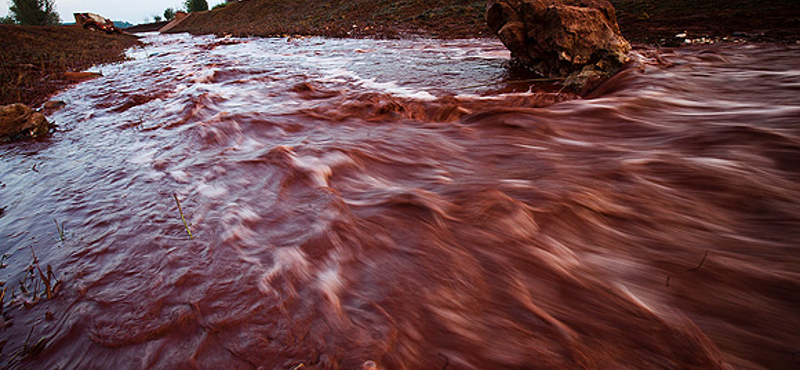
top-left (1, 0), bottom-right (226, 24)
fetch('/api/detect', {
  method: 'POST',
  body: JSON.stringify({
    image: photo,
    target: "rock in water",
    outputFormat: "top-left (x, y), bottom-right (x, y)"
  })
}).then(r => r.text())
top-left (0, 103), bottom-right (52, 142)
top-left (486, 0), bottom-right (631, 85)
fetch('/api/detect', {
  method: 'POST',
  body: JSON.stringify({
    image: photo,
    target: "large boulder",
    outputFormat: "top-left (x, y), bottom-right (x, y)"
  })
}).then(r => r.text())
top-left (0, 103), bottom-right (52, 142)
top-left (486, 0), bottom-right (631, 81)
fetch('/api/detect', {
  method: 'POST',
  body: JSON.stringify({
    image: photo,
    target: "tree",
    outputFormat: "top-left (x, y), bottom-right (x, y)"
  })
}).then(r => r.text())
top-left (153, 14), bottom-right (162, 22)
top-left (9, 0), bottom-right (60, 25)
top-left (163, 7), bottom-right (176, 20)
top-left (1, 15), bottom-right (16, 24)
top-left (184, 0), bottom-right (208, 13)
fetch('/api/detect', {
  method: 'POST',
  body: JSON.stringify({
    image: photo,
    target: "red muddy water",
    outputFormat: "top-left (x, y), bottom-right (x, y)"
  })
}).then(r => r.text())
top-left (0, 34), bottom-right (799, 370)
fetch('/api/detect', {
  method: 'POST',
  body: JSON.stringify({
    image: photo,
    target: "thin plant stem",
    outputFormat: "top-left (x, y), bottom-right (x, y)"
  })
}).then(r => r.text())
top-left (53, 219), bottom-right (64, 242)
top-left (174, 194), bottom-right (193, 239)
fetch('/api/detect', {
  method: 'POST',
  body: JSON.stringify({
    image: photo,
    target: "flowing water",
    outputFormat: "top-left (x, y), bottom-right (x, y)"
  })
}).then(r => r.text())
top-left (1, 33), bottom-right (799, 370)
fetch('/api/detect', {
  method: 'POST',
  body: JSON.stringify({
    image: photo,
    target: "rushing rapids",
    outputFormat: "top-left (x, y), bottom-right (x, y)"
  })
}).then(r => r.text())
top-left (1, 34), bottom-right (799, 370)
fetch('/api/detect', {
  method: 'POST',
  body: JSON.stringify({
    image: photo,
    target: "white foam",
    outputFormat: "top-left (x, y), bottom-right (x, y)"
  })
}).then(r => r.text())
top-left (124, 46), bottom-right (149, 60)
top-left (686, 156), bottom-right (741, 170)
top-left (169, 170), bottom-right (191, 183)
top-left (315, 265), bottom-right (345, 313)
top-left (500, 179), bottom-right (533, 188)
top-left (127, 148), bottom-right (158, 164)
top-left (477, 50), bottom-right (512, 59)
top-left (196, 182), bottom-right (227, 199)
top-left (514, 144), bottom-right (548, 151)
top-left (219, 204), bottom-right (261, 246)
top-left (355, 77), bottom-right (437, 101)
top-left (291, 151), bottom-right (353, 187)
top-left (552, 137), bottom-right (594, 147)
top-left (191, 69), bottom-right (217, 84)
top-left (258, 247), bottom-right (311, 295)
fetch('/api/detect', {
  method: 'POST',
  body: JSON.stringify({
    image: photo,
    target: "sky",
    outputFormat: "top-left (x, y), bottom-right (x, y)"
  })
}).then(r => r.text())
top-left (1, 0), bottom-right (226, 24)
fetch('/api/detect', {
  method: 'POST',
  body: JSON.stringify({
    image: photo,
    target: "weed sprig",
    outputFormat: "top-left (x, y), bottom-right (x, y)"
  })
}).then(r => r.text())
top-left (0, 246), bottom-right (62, 366)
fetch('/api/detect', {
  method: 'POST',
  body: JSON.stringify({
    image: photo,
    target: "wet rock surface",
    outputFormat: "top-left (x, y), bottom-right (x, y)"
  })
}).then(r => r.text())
top-left (486, 0), bottom-right (631, 86)
top-left (0, 103), bottom-right (52, 142)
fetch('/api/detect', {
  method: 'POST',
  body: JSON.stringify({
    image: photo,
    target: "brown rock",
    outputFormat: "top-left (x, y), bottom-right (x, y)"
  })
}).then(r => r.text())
top-left (41, 100), bottom-right (67, 115)
top-left (0, 103), bottom-right (53, 142)
top-left (43, 100), bottom-right (66, 110)
top-left (63, 71), bottom-right (103, 82)
top-left (486, 0), bottom-right (630, 83)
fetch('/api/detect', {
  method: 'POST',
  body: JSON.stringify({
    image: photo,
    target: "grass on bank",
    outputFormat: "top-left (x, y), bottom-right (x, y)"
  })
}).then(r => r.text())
top-left (0, 25), bottom-right (140, 107)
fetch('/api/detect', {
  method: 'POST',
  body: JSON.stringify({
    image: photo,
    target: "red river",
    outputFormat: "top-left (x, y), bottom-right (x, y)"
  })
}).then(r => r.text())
top-left (0, 34), bottom-right (799, 370)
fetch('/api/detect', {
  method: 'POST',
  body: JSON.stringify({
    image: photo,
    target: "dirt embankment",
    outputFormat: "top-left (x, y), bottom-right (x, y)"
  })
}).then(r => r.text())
top-left (3, 0), bottom-right (799, 107)
top-left (164, 0), bottom-right (491, 39)
top-left (0, 25), bottom-right (140, 107)
top-left (164, 0), bottom-right (800, 44)
top-left (613, 0), bottom-right (800, 44)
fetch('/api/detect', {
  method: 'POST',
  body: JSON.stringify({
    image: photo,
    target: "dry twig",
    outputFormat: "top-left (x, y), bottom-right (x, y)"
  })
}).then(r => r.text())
top-left (174, 194), bottom-right (193, 239)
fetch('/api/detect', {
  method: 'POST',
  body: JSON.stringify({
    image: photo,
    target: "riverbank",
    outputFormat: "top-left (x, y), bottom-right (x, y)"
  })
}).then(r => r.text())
top-left (164, 0), bottom-right (800, 44)
top-left (613, 0), bottom-right (800, 45)
top-left (165, 0), bottom-right (490, 39)
top-left (2, 0), bottom-right (798, 108)
top-left (0, 25), bottom-right (140, 107)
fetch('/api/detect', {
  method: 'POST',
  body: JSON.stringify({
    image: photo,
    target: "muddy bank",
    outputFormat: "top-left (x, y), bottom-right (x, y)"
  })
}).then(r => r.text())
top-left (614, 0), bottom-right (800, 45)
top-left (4, 0), bottom-right (798, 107)
top-left (163, 0), bottom-right (490, 39)
top-left (161, 0), bottom-right (800, 44)
top-left (0, 25), bottom-right (141, 107)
